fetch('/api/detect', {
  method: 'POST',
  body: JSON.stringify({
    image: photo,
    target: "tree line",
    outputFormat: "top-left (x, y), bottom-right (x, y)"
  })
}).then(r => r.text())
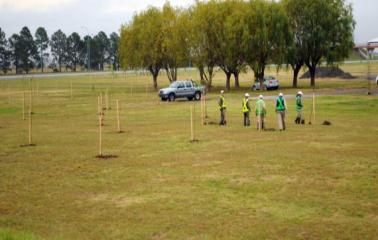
top-left (0, 26), bottom-right (120, 74)
top-left (119, 0), bottom-right (355, 90)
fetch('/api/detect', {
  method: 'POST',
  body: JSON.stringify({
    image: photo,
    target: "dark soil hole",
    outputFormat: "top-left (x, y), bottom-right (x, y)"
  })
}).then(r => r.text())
top-left (190, 139), bottom-right (199, 143)
top-left (96, 154), bottom-right (118, 159)
top-left (322, 120), bottom-right (332, 126)
top-left (20, 144), bottom-right (36, 147)
top-left (264, 128), bottom-right (276, 131)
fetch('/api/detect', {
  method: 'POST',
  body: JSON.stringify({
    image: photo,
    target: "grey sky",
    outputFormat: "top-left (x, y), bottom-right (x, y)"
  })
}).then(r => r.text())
top-left (0, 0), bottom-right (376, 43)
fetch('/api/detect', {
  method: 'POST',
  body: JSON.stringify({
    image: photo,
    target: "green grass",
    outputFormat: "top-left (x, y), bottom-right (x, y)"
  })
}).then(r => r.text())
top-left (0, 63), bottom-right (377, 239)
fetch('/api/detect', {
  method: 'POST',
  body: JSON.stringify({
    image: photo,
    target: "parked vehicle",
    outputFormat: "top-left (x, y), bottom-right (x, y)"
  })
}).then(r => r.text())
top-left (376, 75), bottom-right (378, 85)
top-left (158, 80), bottom-right (205, 101)
top-left (252, 76), bottom-right (279, 91)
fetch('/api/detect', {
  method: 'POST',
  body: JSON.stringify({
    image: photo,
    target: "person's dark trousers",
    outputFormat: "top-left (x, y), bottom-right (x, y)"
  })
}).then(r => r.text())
top-left (243, 112), bottom-right (250, 126)
top-left (220, 109), bottom-right (226, 125)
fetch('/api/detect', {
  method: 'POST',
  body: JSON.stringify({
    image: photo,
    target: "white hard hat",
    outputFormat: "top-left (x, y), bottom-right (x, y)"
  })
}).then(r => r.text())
top-left (220, 90), bottom-right (224, 94)
top-left (279, 93), bottom-right (283, 97)
top-left (245, 93), bottom-right (249, 97)
top-left (298, 91), bottom-right (303, 95)
top-left (259, 94), bottom-right (263, 99)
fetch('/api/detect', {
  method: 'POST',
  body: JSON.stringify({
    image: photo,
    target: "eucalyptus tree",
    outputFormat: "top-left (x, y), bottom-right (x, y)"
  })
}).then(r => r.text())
top-left (35, 27), bottom-right (49, 72)
top-left (50, 29), bottom-right (67, 72)
top-left (0, 28), bottom-right (11, 74)
top-left (119, 6), bottom-right (165, 89)
top-left (244, 0), bottom-right (290, 90)
top-left (9, 27), bottom-right (38, 74)
top-left (66, 32), bottom-right (84, 71)
top-left (109, 32), bottom-right (120, 70)
top-left (93, 31), bottom-right (109, 70)
top-left (284, 0), bottom-right (355, 87)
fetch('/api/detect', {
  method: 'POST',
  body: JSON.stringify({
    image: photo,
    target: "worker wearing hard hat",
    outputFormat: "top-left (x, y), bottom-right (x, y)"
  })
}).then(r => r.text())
top-left (218, 90), bottom-right (227, 125)
top-left (295, 91), bottom-right (304, 124)
top-left (242, 93), bottom-right (251, 126)
top-left (275, 93), bottom-right (287, 131)
top-left (255, 94), bottom-right (267, 130)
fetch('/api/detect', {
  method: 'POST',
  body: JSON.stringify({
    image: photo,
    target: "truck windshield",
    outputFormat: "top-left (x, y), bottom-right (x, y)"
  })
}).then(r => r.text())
top-left (169, 82), bottom-right (180, 88)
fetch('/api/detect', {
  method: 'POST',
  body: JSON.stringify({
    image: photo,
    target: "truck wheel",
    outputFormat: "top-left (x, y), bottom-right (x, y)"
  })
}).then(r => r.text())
top-left (168, 93), bottom-right (175, 102)
top-left (194, 92), bottom-right (201, 101)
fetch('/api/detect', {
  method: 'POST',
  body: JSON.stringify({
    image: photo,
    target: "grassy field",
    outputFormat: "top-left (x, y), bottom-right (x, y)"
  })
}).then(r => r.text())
top-left (0, 63), bottom-right (377, 239)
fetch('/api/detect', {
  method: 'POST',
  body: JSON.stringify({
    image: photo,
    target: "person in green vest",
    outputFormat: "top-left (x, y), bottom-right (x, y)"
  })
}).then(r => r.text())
top-left (295, 91), bottom-right (304, 124)
top-left (218, 90), bottom-right (227, 125)
top-left (255, 94), bottom-right (267, 130)
top-left (242, 93), bottom-right (251, 126)
top-left (275, 92), bottom-right (287, 131)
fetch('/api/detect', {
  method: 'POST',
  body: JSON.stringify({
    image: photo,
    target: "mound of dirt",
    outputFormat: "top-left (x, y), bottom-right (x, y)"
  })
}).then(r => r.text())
top-left (300, 67), bottom-right (356, 79)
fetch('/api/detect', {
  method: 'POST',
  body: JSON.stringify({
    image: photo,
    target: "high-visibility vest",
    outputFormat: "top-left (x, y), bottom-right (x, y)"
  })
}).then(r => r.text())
top-left (296, 96), bottom-right (303, 111)
top-left (276, 97), bottom-right (285, 111)
top-left (242, 98), bottom-right (249, 113)
top-left (256, 99), bottom-right (265, 116)
top-left (219, 96), bottom-right (226, 109)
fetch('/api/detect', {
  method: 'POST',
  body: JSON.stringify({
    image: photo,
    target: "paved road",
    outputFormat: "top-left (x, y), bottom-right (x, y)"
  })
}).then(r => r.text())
top-left (0, 70), bottom-right (136, 80)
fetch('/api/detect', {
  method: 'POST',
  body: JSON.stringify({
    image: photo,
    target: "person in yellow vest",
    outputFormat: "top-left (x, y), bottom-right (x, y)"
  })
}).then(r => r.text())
top-left (242, 93), bottom-right (251, 126)
top-left (218, 90), bottom-right (227, 125)
top-left (255, 94), bottom-right (267, 130)
top-left (275, 92), bottom-right (287, 131)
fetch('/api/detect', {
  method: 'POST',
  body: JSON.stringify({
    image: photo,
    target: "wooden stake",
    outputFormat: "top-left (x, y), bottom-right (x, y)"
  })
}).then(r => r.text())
top-left (204, 94), bottom-right (208, 118)
top-left (29, 87), bottom-right (33, 115)
top-left (116, 100), bottom-right (121, 133)
top-left (99, 108), bottom-right (102, 156)
top-left (70, 81), bottom-right (73, 99)
top-left (201, 96), bottom-right (205, 125)
top-left (145, 81), bottom-right (148, 97)
top-left (312, 89), bottom-right (316, 124)
top-left (97, 95), bottom-right (101, 115)
top-left (100, 92), bottom-right (103, 110)
top-left (190, 105), bottom-right (194, 141)
top-left (22, 92), bottom-right (26, 120)
top-left (28, 90), bottom-right (32, 145)
top-left (105, 89), bottom-right (110, 110)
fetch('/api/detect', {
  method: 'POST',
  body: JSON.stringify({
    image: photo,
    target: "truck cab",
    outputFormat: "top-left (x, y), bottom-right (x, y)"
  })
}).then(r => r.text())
top-left (159, 80), bottom-right (205, 101)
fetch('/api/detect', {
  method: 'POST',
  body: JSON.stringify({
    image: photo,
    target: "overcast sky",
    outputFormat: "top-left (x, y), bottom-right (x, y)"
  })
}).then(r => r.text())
top-left (0, 0), bottom-right (376, 43)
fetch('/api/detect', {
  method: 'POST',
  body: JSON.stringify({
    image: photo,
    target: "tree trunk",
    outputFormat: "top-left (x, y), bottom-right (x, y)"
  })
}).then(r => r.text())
top-left (207, 66), bottom-right (214, 91)
top-left (199, 66), bottom-right (205, 85)
top-left (234, 72), bottom-right (240, 88)
top-left (292, 64), bottom-right (302, 88)
top-left (225, 72), bottom-right (231, 90)
top-left (149, 66), bottom-right (160, 90)
top-left (309, 66), bottom-right (316, 87)
top-left (153, 74), bottom-right (158, 90)
top-left (59, 59), bottom-right (62, 72)
top-left (41, 48), bottom-right (43, 73)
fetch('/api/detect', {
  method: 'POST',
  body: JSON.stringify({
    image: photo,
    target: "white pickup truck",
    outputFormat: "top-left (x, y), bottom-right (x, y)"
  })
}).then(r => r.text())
top-left (158, 80), bottom-right (205, 101)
